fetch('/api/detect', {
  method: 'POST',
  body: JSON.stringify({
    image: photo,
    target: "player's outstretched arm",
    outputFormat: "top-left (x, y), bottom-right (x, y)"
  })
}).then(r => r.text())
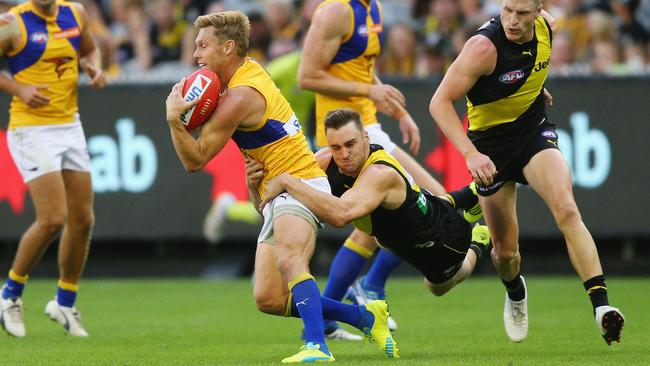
top-left (429, 35), bottom-right (497, 187)
top-left (260, 166), bottom-right (393, 227)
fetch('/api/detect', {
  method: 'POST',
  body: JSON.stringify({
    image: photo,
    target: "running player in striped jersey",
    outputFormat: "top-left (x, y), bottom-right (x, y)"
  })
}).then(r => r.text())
top-left (430, 0), bottom-right (624, 345)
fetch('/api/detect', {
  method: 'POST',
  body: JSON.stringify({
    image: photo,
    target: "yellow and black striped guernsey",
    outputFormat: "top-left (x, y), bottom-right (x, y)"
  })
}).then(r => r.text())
top-left (326, 145), bottom-right (449, 249)
top-left (466, 16), bottom-right (552, 132)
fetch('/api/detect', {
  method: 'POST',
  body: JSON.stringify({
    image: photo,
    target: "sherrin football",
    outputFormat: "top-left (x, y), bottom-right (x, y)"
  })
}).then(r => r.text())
top-left (180, 68), bottom-right (220, 131)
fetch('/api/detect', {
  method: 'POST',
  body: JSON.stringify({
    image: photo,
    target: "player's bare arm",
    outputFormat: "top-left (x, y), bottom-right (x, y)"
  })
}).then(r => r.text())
top-left (166, 85), bottom-right (264, 172)
top-left (73, 2), bottom-right (106, 89)
top-left (429, 35), bottom-right (498, 187)
top-left (298, 2), bottom-right (404, 109)
top-left (245, 158), bottom-right (265, 215)
top-left (0, 12), bottom-right (51, 108)
top-left (543, 87), bottom-right (553, 106)
top-left (261, 165), bottom-right (399, 228)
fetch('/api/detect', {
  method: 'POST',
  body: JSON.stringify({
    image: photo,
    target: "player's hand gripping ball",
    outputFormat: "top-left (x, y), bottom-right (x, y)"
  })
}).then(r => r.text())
top-left (180, 69), bottom-right (220, 131)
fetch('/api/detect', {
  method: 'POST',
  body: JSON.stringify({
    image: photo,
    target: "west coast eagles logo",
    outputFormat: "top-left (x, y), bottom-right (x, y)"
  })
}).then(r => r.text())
top-left (43, 57), bottom-right (74, 79)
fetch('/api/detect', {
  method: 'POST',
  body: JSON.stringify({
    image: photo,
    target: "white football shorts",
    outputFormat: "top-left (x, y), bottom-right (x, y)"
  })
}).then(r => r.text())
top-left (7, 114), bottom-right (91, 183)
top-left (257, 176), bottom-right (331, 245)
top-left (365, 123), bottom-right (397, 153)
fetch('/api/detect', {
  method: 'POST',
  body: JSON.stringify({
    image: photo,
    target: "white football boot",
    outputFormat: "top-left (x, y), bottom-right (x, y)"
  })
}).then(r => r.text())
top-left (0, 293), bottom-right (26, 337)
top-left (503, 276), bottom-right (528, 342)
top-left (45, 299), bottom-right (88, 337)
top-left (595, 305), bottom-right (625, 345)
top-left (325, 327), bottom-right (363, 341)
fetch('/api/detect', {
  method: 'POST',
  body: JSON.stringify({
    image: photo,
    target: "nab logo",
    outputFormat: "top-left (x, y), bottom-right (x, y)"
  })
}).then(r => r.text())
top-left (30, 32), bottom-right (48, 44)
top-left (499, 70), bottom-right (524, 84)
top-left (184, 75), bottom-right (212, 103)
top-left (534, 58), bottom-right (550, 72)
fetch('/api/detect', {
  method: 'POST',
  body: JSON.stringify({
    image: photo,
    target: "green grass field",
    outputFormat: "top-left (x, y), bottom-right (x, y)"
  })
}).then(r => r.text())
top-left (1, 277), bottom-right (648, 365)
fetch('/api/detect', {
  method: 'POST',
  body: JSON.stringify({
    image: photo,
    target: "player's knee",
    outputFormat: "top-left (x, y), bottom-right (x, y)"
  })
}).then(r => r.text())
top-left (552, 202), bottom-right (582, 229)
top-left (36, 213), bottom-right (66, 236)
top-left (253, 293), bottom-right (285, 315)
top-left (491, 245), bottom-right (517, 264)
top-left (69, 211), bottom-right (95, 232)
top-left (424, 278), bottom-right (450, 297)
top-left (430, 286), bottom-right (450, 297)
top-left (276, 253), bottom-right (304, 279)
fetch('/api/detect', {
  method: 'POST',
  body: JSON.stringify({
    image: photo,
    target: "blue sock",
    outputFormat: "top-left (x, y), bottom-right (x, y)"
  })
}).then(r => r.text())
top-left (57, 288), bottom-right (77, 307)
top-left (363, 249), bottom-right (402, 298)
top-left (2, 278), bottom-right (25, 299)
top-left (290, 274), bottom-right (329, 355)
top-left (2, 269), bottom-right (28, 299)
top-left (295, 297), bottom-right (373, 332)
top-left (323, 242), bottom-right (371, 301)
top-left (321, 296), bottom-right (366, 329)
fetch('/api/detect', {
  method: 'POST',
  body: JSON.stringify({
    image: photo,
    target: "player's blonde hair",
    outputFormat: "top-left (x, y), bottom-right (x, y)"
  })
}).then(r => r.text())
top-left (195, 11), bottom-right (250, 57)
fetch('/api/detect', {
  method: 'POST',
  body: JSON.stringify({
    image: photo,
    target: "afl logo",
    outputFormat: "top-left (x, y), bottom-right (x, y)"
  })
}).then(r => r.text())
top-left (358, 24), bottom-right (369, 37)
top-left (499, 70), bottom-right (524, 84)
top-left (30, 32), bottom-right (48, 44)
top-left (541, 130), bottom-right (557, 139)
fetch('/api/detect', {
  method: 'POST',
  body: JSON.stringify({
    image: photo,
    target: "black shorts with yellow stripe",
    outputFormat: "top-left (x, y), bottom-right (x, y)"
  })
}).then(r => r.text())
top-left (385, 198), bottom-right (472, 284)
top-left (468, 117), bottom-right (559, 196)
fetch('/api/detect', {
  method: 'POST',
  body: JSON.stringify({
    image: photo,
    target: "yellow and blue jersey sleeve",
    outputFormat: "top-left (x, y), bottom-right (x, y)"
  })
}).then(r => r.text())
top-left (228, 58), bottom-right (325, 197)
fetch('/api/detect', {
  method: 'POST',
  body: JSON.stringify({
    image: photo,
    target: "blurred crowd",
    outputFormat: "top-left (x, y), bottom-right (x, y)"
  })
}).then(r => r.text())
top-left (2, 0), bottom-right (649, 79)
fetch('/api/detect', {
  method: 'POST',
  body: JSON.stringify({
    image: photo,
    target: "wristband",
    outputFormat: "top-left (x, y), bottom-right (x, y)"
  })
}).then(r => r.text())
top-left (394, 107), bottom-right (407, 119)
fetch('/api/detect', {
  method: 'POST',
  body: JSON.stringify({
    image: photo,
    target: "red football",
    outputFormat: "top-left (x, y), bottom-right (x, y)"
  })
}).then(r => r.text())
top-left (180, 69), bottom-right (220, 131)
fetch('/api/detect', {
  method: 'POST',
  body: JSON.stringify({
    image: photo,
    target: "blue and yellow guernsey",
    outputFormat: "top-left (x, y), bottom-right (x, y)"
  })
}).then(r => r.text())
top-left (315, 0), bottom-right (383, 147)
top-left (229, 58), bottom-right (325, 197)
top-left (8, 0), bottom-right (83, 129)
top-left (466, 16), bottom-right (552, 132)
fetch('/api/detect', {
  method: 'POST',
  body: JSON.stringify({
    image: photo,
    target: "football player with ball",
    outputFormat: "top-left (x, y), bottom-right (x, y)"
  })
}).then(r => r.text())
top-left (165, 11), bottom-right (397, 363)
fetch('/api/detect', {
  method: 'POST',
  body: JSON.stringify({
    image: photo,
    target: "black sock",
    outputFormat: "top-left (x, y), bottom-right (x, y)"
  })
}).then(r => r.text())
top-left (502, 273), bottom-right (525, 301)
top-left (583, 275), bottom-right (609, 312)
top-left (446, 185), bottom-right (478, 211)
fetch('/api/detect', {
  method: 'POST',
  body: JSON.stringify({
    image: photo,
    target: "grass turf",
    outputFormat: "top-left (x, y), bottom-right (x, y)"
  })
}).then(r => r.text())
top-left (1, 277), bottom-right (648, 365)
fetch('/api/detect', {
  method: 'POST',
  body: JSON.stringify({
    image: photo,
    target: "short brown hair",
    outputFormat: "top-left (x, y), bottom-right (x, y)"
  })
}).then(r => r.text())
top-left (194, 11), bottom-right (250, 57)
top-left (324, 109), bottom-right (364, 132)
